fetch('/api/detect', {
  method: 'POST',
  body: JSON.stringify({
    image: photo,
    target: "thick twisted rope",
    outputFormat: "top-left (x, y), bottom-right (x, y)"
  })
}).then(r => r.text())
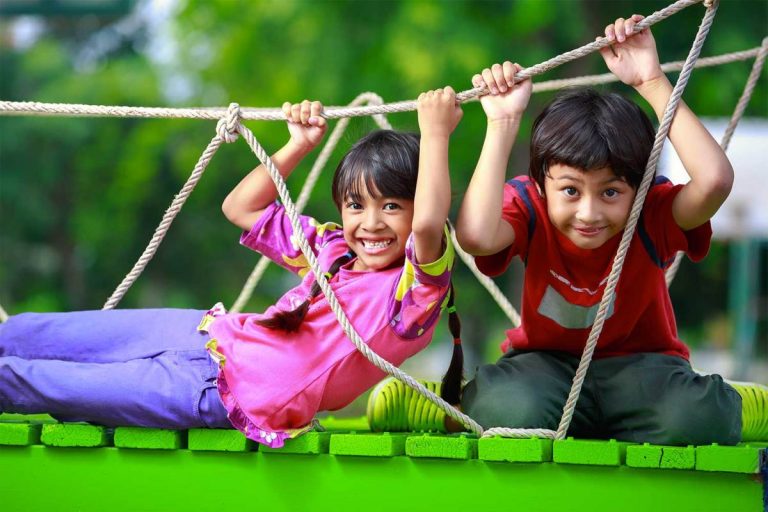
top-left (225, 115), bottom-right (486, 436)
top-left (531, 46), bottom-right (761, 93)
top-left (664, 36), bottom-right (768, 286)
top-left (229, 92), bottom-right (392, 313)
top-left (102, 119), bottom-right (232, 309)
top-left (554, 1), bottom-right (719, 440)
top-left (0, 0), bottom-right (703, 123)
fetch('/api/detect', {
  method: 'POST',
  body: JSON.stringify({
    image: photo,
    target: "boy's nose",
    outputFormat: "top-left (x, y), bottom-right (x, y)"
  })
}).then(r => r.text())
top-left (576, 198), bottom-right (601, 223)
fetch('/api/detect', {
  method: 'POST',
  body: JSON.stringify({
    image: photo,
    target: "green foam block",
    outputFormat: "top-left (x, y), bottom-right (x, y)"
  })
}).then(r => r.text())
top-left (405, 434), bottom-right (477, 459)
top-left (113, 427), bottom-right (183, 450)
top-left (478, 436), bottom-right (553, 463)
top-left (626, 444), bottom-right (695, 470)
top-left (260, 432), bottom-right (330, 454)
top-left (553, 438), bottom-right (633, 466)
top-left (187, 428), bottom-right (254, 452)
top-left (329, 432), bottom-right (407, 457)
top-left (0, 423), bottom-right (42, 446)
top-left (695, 444), bottom-right (760, 473)
top-left (41, 424), bottom-right (108, 448)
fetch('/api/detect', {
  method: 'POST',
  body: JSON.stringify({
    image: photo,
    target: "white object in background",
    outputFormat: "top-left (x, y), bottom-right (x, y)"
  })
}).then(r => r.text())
top-left (659, 118), bottom-right (768, 239)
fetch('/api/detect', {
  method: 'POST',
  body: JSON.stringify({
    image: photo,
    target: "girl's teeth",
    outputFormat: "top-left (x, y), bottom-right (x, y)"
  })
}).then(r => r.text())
top-left (363, 240), bottom-right (390, 249)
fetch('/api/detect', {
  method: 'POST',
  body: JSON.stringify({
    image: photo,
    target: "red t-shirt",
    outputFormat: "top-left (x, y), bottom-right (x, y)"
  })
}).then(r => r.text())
top-left (476, 176), bottom-right (711, 360)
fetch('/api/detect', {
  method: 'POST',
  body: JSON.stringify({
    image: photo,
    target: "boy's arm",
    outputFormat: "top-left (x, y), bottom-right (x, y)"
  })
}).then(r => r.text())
top-left (413, 87), bottom-right (463, 264)
top-left (600, 15), bottom-right (733, 230)
top-left (222, 101), bottom-right (327, 231)
top-left (456, 62), bottom-right (531, 255)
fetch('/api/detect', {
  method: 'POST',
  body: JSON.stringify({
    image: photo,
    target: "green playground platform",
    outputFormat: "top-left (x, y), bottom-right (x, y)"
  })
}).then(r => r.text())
top-left (1, 414), bottom-right (765, 512)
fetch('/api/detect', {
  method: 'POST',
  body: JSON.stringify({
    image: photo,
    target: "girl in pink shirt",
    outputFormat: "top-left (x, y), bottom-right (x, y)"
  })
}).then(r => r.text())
top-left (0, 89), bottom-right (464, 448)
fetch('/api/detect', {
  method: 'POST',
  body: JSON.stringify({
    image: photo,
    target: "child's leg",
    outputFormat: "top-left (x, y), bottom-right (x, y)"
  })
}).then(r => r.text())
top-left (0, 309), bottom-right (207, 362)
top-left (0, 348), bottom-right (230, 429)
top-left (593, 353), bottom-right (741, 445)
top-left (461, 350), bottom-right (600, 435)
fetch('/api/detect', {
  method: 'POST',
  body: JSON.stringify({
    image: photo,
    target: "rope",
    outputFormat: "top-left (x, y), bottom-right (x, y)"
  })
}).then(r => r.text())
top-left (664, 36), bottom-right (768, 286)
top-left (531, 46), bottom-right (761, 93)
top-left (0, 0), bottom-right (704, 122)
top-left (555, 1), bottom-right (719, 440)
top-left (0, 304), bottom-right (8, 323)
top-left (102, 131), bottom-right (227, 309)
top-left (229, 93), bottom-right (391, 313)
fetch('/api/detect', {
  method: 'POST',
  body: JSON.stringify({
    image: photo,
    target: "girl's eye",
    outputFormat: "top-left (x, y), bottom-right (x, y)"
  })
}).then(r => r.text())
top-left (563, 187), bottom-right (578, 197)
top-left (383, 202), bottom-right (401, 211)
top-left (346, 202), bottom-right (362, 210)
top-left (604, 188), bottom-right (618, 198)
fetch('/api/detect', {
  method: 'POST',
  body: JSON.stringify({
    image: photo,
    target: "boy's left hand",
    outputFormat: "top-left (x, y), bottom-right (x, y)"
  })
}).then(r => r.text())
top-left (417, 86), bottom-right (463, 137)
top-left (598, 15), bottom-right (665, 88)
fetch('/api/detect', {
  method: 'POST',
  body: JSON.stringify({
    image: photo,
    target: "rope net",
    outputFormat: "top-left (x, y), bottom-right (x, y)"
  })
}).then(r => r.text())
top-left (1, 0), bottom-right (764, 438)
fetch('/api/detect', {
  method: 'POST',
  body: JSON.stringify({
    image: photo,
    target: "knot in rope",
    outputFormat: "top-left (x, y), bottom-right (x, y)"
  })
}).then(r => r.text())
top-left (703, 0), bottom-right (717, 7)
top-left (216, 102), bottom-right (241, 143)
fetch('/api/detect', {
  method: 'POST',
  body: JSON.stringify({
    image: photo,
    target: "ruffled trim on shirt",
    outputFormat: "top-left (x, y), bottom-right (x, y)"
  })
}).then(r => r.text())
top-left (216, 370), bottom-right (315, 449)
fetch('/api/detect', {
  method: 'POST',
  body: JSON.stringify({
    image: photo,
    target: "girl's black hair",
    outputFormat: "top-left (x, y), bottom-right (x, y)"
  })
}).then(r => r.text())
top-left (529, 88), bottom-right (656, 191)
top-left (440, 283), bottom-right (464, 406)
top-left (332, 130), bottom-right (420, 207)
top-left (255, 250), bottom-right (354, 332)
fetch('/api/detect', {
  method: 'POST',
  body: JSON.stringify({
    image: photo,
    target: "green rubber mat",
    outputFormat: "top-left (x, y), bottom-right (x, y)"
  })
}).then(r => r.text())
top-left (1, 415), bottom-right (765, 511)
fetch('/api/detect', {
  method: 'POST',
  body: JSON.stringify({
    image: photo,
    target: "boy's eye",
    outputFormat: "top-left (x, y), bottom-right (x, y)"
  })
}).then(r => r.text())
top-left (604, 188), bottom-right (618, 198)
top-left (563, 187), bottom-right (579, 197)
top-left (345, 202), bottom-right (362, 210)
top-left (383, 202), bottom-right (401, 211)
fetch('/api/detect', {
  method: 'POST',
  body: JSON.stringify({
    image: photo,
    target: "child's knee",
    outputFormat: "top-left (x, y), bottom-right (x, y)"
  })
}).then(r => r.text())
top-left (647, 383), bottom-right (742, 446)
top-left (461, 377), bottom-right (556, 430)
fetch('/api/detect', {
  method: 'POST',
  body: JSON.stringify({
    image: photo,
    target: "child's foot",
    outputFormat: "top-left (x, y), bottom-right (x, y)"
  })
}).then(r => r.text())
top-left (366, 377), bottom-right (447, 432)
top-left (728, 380), bottom-right (768, 442)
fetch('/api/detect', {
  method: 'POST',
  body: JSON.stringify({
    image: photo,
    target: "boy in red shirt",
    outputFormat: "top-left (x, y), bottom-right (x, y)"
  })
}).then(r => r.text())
top-left (369, 15), bottom-right (766, 444)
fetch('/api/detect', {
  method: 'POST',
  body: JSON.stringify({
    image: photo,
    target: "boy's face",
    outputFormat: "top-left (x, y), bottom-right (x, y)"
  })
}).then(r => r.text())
top-left (542, 163), bottom-right (636, 250)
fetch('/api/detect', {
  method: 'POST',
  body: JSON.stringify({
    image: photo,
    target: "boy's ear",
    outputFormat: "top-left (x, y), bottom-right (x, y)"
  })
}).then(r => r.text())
top-left (534, 181), bottom-right (543, 197)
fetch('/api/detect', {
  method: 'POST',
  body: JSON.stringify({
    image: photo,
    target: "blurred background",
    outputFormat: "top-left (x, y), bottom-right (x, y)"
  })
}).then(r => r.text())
top-left (1, 0), bottom-right (766, 417)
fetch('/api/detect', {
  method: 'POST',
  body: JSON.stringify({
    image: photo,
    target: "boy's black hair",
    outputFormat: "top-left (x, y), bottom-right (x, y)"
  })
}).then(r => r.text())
top-left (332, 130), bottom-right (420, 206)
top-left (258, 130), bottom-right (464, 406)
top-left (529, 88), bottom-right (656, 190)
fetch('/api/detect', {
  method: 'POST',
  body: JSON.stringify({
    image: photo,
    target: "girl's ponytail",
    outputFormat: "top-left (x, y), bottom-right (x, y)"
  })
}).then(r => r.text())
top-left (440, 282), bottom-right (464, 405)
top-left (256, 251), bottom-right (355, 333)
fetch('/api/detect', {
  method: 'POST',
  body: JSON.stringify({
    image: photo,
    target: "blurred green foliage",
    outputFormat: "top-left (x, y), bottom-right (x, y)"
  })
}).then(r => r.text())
top-left (0, 0), bottom-right (766, 368)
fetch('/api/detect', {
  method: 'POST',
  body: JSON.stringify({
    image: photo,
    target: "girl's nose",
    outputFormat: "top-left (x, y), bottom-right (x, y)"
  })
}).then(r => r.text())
top-left (362, 210), bottom-right (384, 230)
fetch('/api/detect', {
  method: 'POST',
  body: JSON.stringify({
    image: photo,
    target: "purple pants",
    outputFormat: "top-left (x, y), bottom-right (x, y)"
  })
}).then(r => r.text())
top-left (0, 309), bottom-right (230, 429)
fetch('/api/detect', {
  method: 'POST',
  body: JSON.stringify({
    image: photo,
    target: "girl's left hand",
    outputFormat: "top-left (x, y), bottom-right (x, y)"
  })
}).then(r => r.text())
top-left (417, 86), bottom-right (463, 137)
top-left (282, 100), bottom-right (328, 151)
top-left (598, 15), bottom-right (664, 88)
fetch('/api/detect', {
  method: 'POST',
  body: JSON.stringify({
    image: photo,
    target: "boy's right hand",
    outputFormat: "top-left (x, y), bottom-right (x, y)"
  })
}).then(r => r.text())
top-left (282, 100), bottom-right (327, 151)
top-left (472, 61), bottom-right (532, 122)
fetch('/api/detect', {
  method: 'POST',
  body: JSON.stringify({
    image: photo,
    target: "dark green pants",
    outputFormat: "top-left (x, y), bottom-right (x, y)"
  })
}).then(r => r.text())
top-left (461, 351), bottom-right (742, 445)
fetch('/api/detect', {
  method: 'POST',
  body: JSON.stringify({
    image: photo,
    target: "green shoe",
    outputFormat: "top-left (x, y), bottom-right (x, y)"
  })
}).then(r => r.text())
top-left (729, 380), bottom-right (768, 442)
top-left (367, 377), bottom-right (447, 432)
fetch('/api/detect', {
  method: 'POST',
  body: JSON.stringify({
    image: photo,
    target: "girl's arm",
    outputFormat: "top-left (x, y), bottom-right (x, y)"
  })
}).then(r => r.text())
top-left (456, 62), bottom-right (532, 255)
top-left (222, 100), bottom-right (328, 231)
top-left (412, 87), bottom-right (463, 264)
top-left (600, 15), bottom-right (734, 230)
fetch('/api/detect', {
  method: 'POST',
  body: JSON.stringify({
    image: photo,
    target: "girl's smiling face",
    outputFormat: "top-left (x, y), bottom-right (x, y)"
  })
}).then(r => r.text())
top-left (341, 181), bottom-right (414, 272)
top-left (543, 163), bottom-right (636, 250)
